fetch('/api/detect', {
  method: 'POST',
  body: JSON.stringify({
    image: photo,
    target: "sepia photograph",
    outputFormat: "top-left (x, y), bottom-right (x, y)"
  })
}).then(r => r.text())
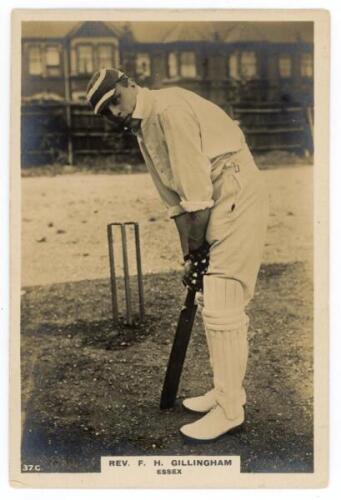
top-left (10, 9), bottom-right (329, 488)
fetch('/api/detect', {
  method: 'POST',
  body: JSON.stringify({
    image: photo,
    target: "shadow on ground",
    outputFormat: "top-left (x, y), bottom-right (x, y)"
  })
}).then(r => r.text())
top-left (21, 262), bottom-right (313, 474)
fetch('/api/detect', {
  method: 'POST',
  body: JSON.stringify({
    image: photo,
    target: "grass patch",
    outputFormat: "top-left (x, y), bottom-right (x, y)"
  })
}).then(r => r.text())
top-left (21, 263), bottom-right (313, 473)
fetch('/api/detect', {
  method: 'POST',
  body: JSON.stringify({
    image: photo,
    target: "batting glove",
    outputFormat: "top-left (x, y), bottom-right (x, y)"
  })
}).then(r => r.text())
top-left (182, 241), bottom-right (210, 292)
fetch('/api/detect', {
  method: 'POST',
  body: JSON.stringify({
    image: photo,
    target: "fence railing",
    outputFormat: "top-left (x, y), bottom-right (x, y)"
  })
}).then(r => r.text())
top-left (21, 99), bottom-right (314, 167)
top-left (230, 104), bottom-right (314, 153)
top-left (21, 102), bottom-right (143, 167)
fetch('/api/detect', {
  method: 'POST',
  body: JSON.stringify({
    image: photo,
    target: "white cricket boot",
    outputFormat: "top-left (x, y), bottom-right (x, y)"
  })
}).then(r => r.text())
top-left (180, 405), bottom-right (244, 441)
top-left (182, 388), bottom-right (216, 413)
top-left (182, 386), bottom-right (246, 413)
top-left (180, 327), bottom-right (247, 440)
top-left (180, 276), bottom-right (249, 441)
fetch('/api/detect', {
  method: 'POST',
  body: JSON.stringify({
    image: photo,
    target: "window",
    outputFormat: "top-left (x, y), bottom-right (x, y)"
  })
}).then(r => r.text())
top-left (98, 45), bottom-right (113, 69)
top-left (301, 53), bottom-right (313, 78)
top-left (136, 53), bottom-right (151, 79)
top-left (168, 52), bottom-right (178, 78)
top-left (45, 46), bottom-right (61, 76)
top-left (77, 45), bottom-right (94, 74)
top-left (229, 53), bottom-right (239, 79)
top-left (180, 52), bottom-right (196, 78)
top-left (278, 54), bottom-right (292, 78)
top-left (240, 51), bottom-right (257, 79)
top-left (28, 46), bottom-right (43, 75)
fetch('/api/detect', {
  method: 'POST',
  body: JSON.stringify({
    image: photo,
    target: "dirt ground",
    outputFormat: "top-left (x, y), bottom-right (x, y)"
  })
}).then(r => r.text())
top-left (22, 165), bottom-right (313, 286)
top-left (20, 165), bottom-right (313, 473)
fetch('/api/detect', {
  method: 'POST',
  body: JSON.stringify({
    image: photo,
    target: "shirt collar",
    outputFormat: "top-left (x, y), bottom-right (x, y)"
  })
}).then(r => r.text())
top-left (132, 86), bottom-right (155, 122)
top-left (132, 86), bottom-right (145, 120)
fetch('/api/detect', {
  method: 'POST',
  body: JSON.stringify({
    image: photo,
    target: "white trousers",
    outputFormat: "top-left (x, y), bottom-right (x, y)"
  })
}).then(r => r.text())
top-left (200, 144), bottom-right (268, 418)
top-left (206, 143), bottom-right (269, 302)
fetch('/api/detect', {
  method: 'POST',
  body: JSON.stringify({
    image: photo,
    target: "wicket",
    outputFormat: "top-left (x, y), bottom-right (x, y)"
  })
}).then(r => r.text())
top-left (107, 222), bottom-right (145, 326)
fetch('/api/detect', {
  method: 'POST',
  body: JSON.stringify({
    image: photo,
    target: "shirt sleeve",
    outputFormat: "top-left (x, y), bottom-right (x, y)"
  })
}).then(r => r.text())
top-left (159, 105), bottom-right (214, 213)
top-left (137, 134), bottom-right (186, 218)
top-left (148, 165), bottom-right (186, 218)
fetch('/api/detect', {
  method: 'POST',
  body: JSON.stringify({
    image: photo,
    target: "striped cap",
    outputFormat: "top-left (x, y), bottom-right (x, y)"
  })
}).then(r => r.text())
top-left (86, 68), bottom-right (126, 115)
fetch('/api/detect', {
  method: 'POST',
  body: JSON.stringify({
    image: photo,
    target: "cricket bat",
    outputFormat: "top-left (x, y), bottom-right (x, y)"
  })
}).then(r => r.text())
top-left (160, 287), bottom-right (197, 410)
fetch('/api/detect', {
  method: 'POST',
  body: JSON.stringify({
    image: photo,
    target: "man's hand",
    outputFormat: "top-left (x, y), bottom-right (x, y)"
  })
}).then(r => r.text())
top-left (182, 241), bottom-right (210, 292)
top-left (174, 208), bottom-right (211, 257)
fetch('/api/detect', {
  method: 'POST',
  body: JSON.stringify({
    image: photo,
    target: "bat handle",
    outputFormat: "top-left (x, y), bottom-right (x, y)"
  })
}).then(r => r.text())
top-left (185, 287), bottom-right (197, 307)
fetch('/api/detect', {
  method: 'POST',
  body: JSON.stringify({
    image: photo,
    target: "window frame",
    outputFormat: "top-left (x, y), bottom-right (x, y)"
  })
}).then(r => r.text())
top-left (45, 44), bottom-right (62, 77)
top-left (28, 44), bottom-right (43, 76)
top-left (300, 52), bottom-right (314, 79)
top-left (76, 44), bottom-right (95, 75)
top-left (278, 53), bottom-right (292, 79)
top-left (239, 50), bottom-right (258, 80)
top-left (228, 52), bottom-right (240, 80)
top-left (135, 52), bottom-right (152, 79)
top-left (179, 51), bottom-right (197, 78)
top-left (97, 44), bottom-right (114, 69)
top-left (167, 51), bottom-right (179, 79)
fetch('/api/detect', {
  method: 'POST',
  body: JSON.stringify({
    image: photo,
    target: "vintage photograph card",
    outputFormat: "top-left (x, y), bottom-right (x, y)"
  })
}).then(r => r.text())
top-left (10, 8), bottom-right (329, 488)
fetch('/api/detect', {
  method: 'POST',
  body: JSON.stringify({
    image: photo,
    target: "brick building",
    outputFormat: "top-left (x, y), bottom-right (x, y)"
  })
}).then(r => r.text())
top-left (21, 21), bottom-right (314, 165)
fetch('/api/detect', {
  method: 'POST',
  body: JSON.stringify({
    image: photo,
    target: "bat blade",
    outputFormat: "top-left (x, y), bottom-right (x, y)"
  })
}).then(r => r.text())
top-left (160, 288), bottom-right (197, 410)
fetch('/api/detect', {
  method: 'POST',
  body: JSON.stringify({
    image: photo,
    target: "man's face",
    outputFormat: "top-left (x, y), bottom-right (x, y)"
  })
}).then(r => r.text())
top-left (101, 80), bottom-right (138, 130)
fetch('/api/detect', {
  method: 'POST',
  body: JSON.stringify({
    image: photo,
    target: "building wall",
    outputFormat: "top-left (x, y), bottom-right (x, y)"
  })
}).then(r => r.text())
top-left (22, 41), bottom-right (66, 99)
top-left (22, 30), bottom-right (314, 107)
top-left (120, 41), bottom-right (313, 105)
